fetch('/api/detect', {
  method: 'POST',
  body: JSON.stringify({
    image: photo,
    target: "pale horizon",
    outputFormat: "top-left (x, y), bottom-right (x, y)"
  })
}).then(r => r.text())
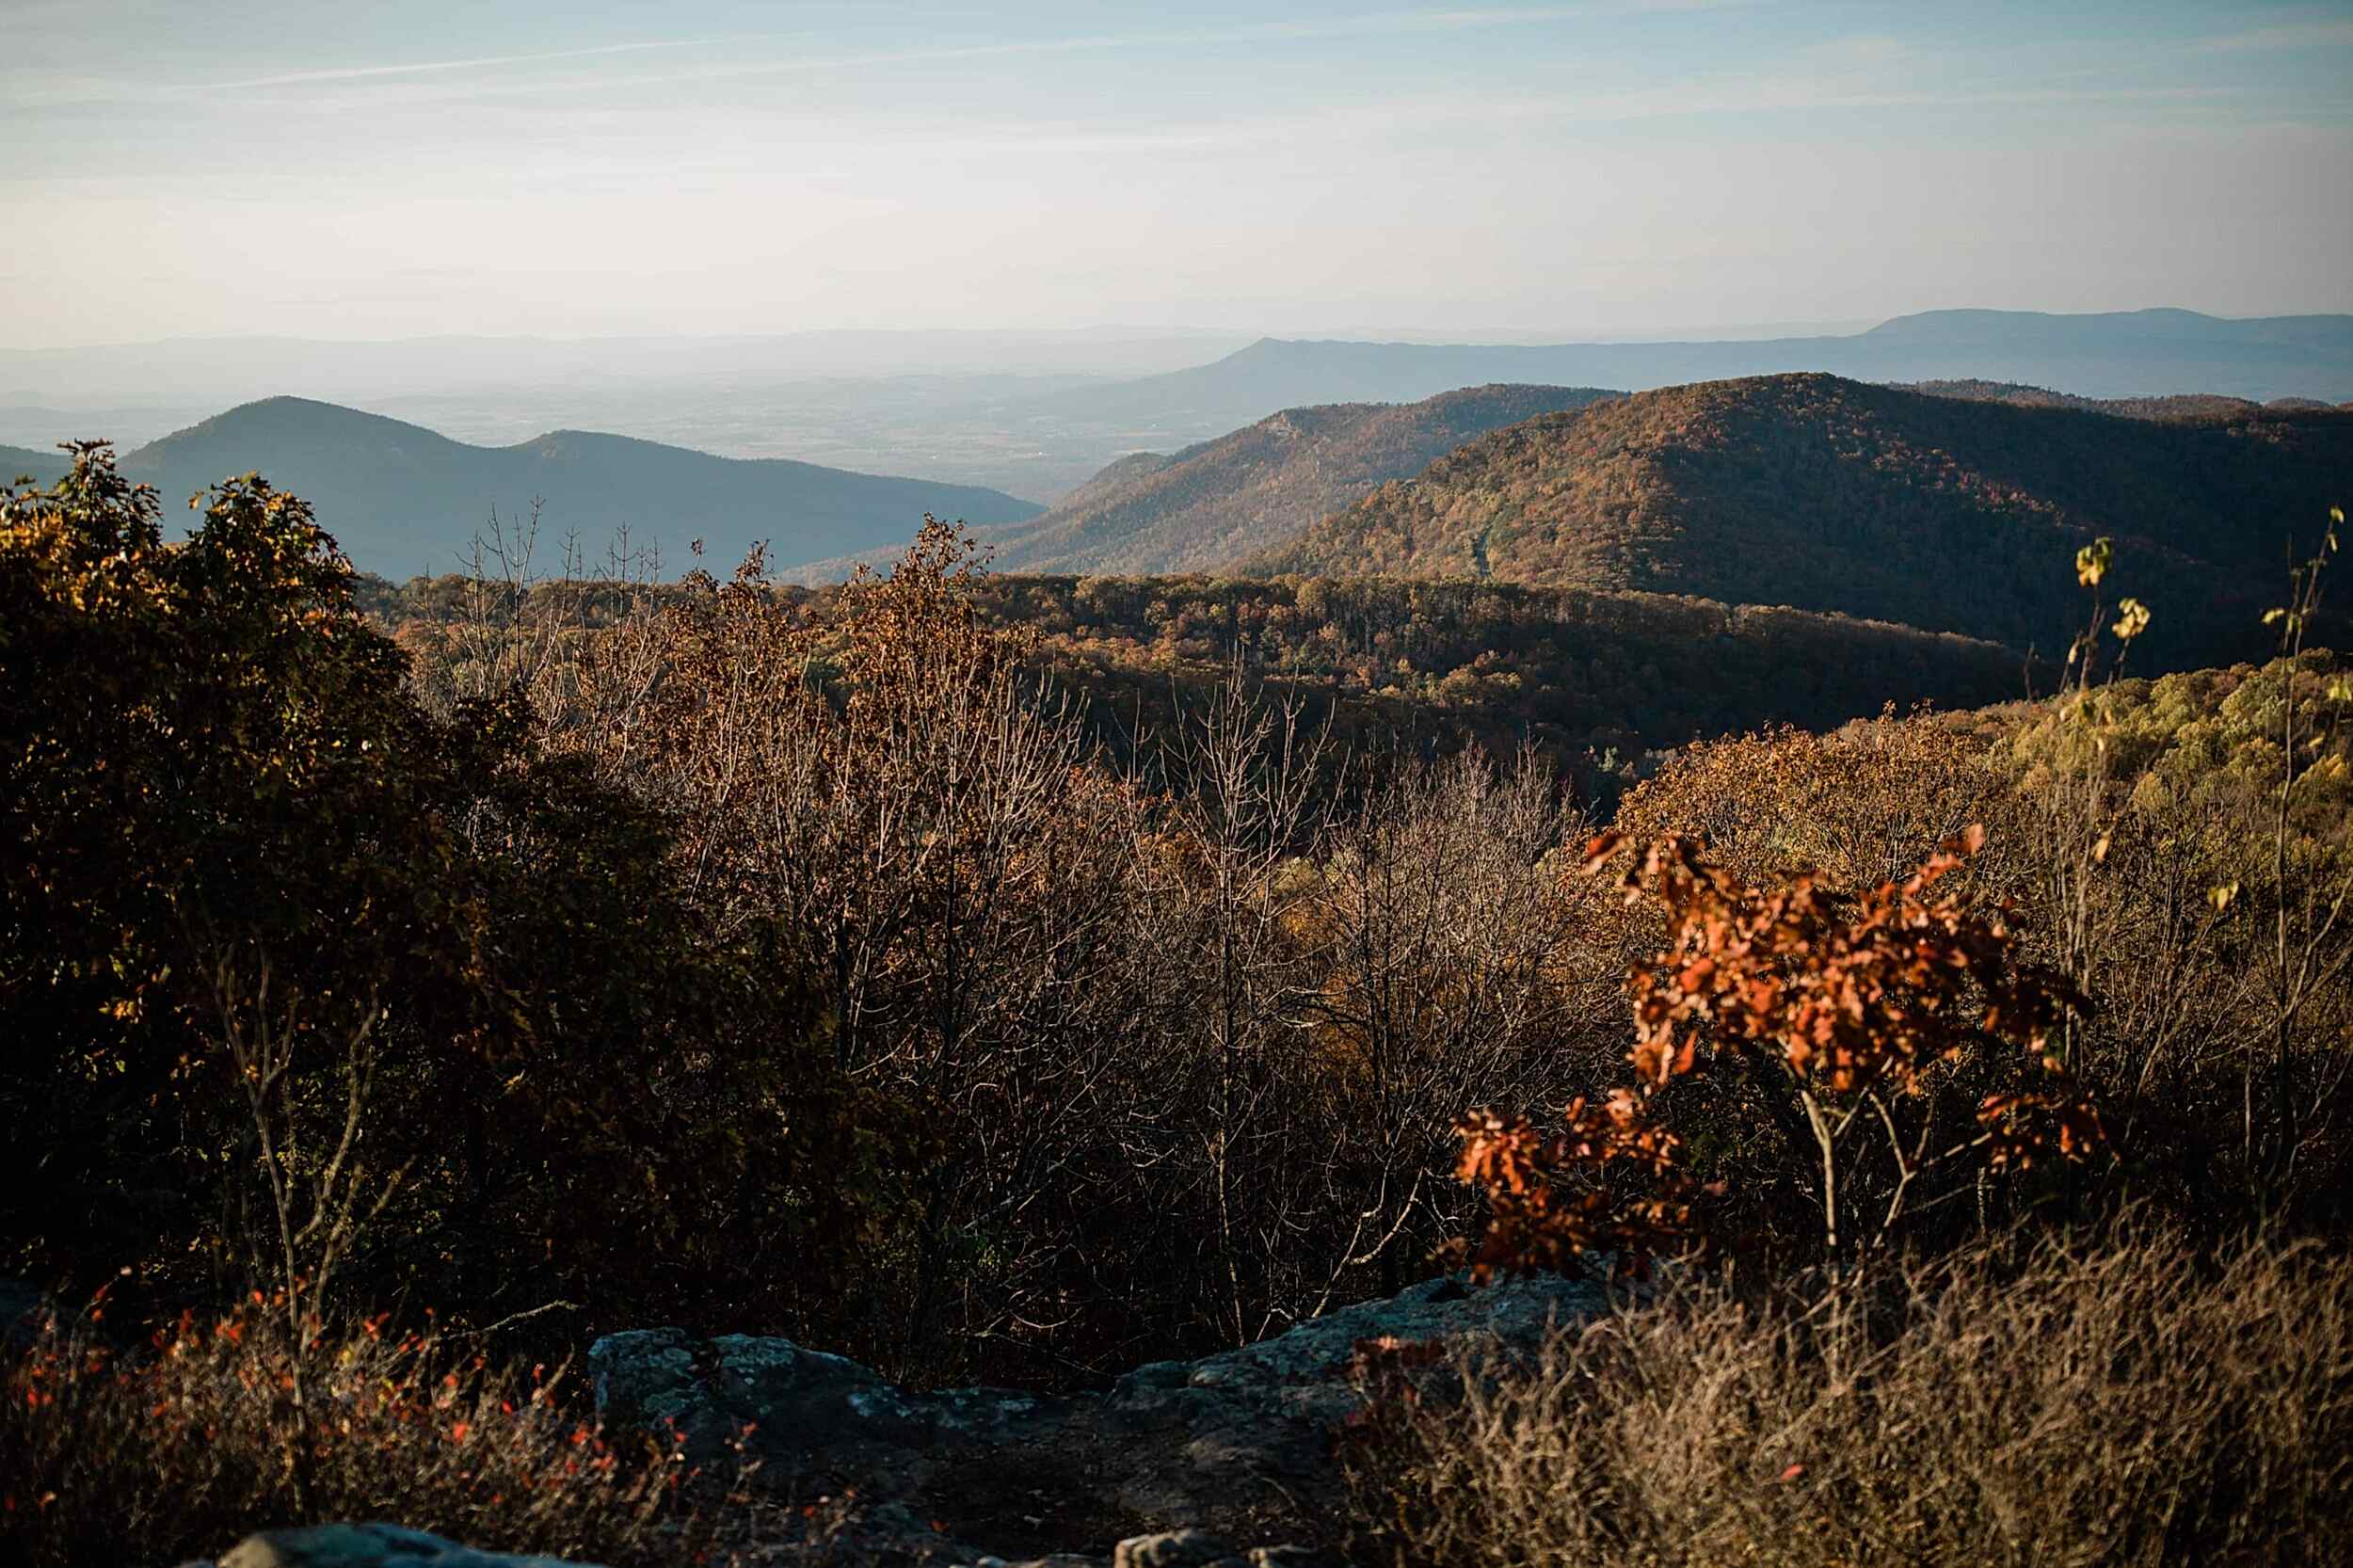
top-left (12, 308), bottom-right (2346, 359)
top-left (6, 0), bottom-right (2351, 351)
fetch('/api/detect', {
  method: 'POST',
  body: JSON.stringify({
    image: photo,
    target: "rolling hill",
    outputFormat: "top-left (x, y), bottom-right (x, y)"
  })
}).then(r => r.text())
top-left (1023, 310), bottom-right (2353, 439)
top-left (967, 383), bottom-right (1624, 576)
top-left (2, 443), bottom-right (72, 487)
top-left (56, 398), bottom-right (1046, 579)
top-left (1251, 373), bottom-right (2353, 672)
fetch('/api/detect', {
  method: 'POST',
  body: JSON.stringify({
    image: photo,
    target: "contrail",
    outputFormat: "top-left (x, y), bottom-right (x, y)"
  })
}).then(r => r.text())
top-left (197, 38), bottom-right (707, 91)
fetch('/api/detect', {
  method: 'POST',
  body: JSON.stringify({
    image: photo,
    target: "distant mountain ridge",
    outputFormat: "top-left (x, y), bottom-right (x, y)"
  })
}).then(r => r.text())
top-left (1025, 310), bottom-right (2353, 439)
top-left (968, 383), bottom-right (1624, 576)
top-left (1904, 378), bottom-right (2348, 422)
top-left (1, 443), bottom-right (64, 484)
top-left (1861, 308), bottom-right (2353, 351)
top-left (1253, 372), bottom-right (2353, 674)
top-left (21, 397), bottom-right (1044, 579)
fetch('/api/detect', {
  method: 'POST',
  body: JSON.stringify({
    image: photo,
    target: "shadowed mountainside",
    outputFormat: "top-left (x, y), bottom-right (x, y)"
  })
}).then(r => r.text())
top-left (1251, 372), bottom-right (2353, 672)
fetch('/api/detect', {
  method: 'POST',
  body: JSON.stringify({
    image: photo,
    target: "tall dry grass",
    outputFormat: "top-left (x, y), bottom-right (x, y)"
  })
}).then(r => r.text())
top-left (1347, 1225), bottom-right (2353, 1568)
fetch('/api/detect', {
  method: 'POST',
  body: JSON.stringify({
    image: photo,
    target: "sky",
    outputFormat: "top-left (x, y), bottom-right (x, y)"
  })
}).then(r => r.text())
top-left (4, 0), bottom-right (2351, 347)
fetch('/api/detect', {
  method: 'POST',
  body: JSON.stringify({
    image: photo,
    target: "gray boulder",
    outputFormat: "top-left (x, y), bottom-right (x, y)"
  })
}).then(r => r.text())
top-left (1109, 1529), bottom-right (1239, 1568)
top-left (590, 1271), bottom-right (1608, 1552)
top-left (218, 1524), bottom-right (590, 1568)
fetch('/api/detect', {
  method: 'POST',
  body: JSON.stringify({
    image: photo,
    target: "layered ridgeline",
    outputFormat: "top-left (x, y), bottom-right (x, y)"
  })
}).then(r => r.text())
top-left (8, 397), bottom-right (1044, 579)
top-left (973, 383), bottom-right (1622, 576)
top-left (1022, 310), bottom-right (2353, 436)
top-left (1905, 379), bottom-right (2348, 421)
top-left (1254, 374), bottom-right (2353, 671)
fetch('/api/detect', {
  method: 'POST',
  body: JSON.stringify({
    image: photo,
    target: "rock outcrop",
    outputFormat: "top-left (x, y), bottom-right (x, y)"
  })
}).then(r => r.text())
top-left (208, 1521), bottom-right (1334, 1568)
top-left (184, 1273), bottom-right (1610, 1568)
top-left (589, 1271), bottom-right (1608, 1560)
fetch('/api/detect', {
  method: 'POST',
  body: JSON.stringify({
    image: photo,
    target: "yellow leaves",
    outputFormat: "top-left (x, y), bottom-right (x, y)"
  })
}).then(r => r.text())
top-left (2112, 598), bottom-right (2150, 643)
top-left (2075, 536), bottom-right (2113, 588)
top-left (2208, 881), bottom-right (2241, 913)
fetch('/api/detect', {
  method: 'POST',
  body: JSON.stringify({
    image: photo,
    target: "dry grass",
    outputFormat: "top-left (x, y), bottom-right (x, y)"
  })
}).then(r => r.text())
top-left (1346, 1226), bottom-right (2353, 1568)
top-left (0, 1296), bottom-right (767, 1568)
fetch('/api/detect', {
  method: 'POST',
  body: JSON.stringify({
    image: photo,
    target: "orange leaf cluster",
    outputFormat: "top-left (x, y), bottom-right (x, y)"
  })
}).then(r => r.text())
top-left (1594, 826), bottom-right (2082, 1101)
top-left (1453, 828), bottom-right (2102, 1279)
top-left (1449, 1096), bottom-right (1703, 1283)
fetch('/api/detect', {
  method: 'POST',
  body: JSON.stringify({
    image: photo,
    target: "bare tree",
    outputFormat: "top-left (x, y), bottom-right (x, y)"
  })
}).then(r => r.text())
top-left (200, 945), bottom-right (404, 1512)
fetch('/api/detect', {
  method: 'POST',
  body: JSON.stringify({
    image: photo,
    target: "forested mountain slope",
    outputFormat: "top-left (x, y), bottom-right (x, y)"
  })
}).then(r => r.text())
top-left (1253, 373), bottom-right (2353, 671)
top-left (976, 383), bottom-right (1621, 575)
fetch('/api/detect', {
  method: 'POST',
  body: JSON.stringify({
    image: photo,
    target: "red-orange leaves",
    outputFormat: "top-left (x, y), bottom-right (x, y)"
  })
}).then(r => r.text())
top-left (1454, 828), bottom-right (2101, 1277)
top-left (1450, 1096), bottom-right (1702, 1283)
top-left (1979, 1087), bottom-right (2108, 1171)
top-left (1610, 831), bottom-right (2082, 1106)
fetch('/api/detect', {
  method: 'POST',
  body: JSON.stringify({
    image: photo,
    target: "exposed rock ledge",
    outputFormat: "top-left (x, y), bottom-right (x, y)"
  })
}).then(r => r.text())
top-left (215, 1521), bottom-right (1327, 1568)
top-left (207, 1272), bottom-right (1609, 1568)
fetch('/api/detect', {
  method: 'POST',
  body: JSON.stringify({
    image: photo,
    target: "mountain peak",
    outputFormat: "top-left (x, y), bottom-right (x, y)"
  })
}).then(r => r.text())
top-left (1252, 371), bottom-right (2351, 674)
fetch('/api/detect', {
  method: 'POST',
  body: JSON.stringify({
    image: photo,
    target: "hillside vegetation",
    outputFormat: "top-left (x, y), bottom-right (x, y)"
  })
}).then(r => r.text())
top-left (1256, 373), bottom-right (2353, 669)
top-left (972, 384), bottom-right (1622, 575)
top-left (375, 567), bottom-right (2032, 780)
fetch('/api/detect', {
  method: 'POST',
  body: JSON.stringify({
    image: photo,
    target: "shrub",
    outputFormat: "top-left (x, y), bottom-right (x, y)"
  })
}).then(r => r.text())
top-left (1450, 830), bottom-right (2096, 1279)
top-left (1347, 1225), bottom-right (2353, 1568)
top-left (0, 1294), bottom-right (754, 1568)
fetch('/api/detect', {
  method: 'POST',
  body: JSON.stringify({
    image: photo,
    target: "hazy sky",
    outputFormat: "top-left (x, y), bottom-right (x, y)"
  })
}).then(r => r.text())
top-left (6, 0), bottom-right (2351, 347)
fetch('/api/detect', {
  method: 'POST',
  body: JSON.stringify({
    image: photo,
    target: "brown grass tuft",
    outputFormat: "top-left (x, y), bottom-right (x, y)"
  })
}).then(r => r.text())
top-left (1347, 1225), bottom-right (2353, 1568)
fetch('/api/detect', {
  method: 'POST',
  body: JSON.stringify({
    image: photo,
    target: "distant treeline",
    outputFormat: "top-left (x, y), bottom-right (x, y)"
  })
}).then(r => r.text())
top-left (365, 566), bottom-right (2038, 797)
